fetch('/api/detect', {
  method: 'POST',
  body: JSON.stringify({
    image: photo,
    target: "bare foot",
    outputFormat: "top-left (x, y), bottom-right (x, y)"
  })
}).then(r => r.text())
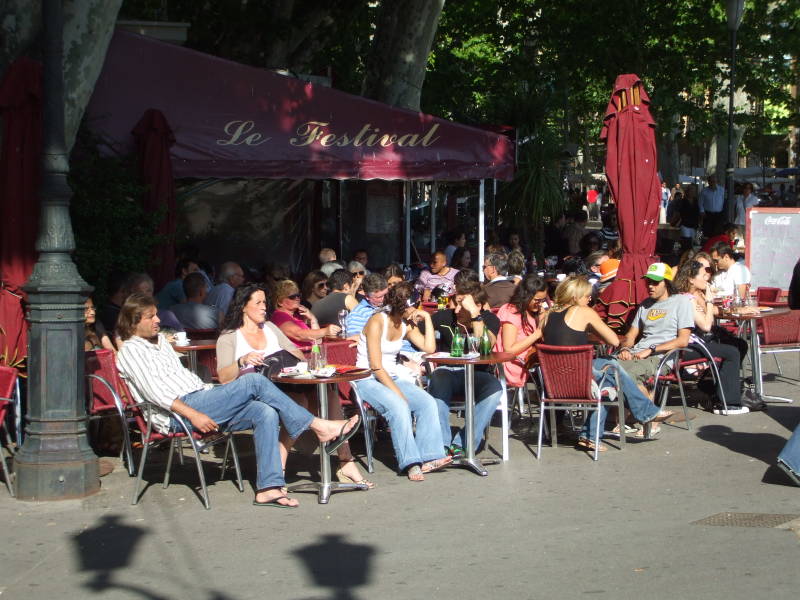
top-left (407, 465), bottom-right (425, 482)
top-left (421, 455), bottom-right (453, 473)
top-left (254, 487), bottom-right (299, 507)
top-left (338, 460), bottom-right (364, 482)
top-left (311, 415), bottom-right (359, 443)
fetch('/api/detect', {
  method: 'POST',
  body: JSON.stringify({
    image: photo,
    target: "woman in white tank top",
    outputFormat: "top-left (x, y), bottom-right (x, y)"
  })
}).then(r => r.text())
top-left (352, 282), bottom-right (452, 481)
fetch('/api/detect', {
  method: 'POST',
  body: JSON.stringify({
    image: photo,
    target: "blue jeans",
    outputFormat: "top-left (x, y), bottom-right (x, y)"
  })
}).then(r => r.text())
top-left (353, 377), bottom-right (445, 471)
top-left (580, 358), bottom-right (661, 439)
top-left (428, 367), bottom-right (504, 450)
top-left (778, 421), bottom-right (800, 474)
top-left (177, 373), bottom-right (314, 490)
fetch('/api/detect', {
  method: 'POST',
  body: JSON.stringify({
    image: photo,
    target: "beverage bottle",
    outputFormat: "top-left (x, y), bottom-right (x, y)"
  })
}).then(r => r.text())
top-left (337, 309), bottom-right (349, 338)
top-left (732, 285), bottom-right (741, 309)
top-left (310, 341), bottom-right (322, 370)
top-left (450, 332), bottom-right (464, 357)
top-left (479, 328), bottom-right (492, 355)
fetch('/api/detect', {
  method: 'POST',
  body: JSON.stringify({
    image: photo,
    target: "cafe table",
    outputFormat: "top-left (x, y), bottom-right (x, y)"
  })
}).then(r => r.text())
top-left (171, 338), bottom-right (217, 375)
top-left (719, 306), bottom-right (792, 404)
top-left (423, 351), bottom-right (515, 476)
top-left (270, 368), bottom-right (371, 504)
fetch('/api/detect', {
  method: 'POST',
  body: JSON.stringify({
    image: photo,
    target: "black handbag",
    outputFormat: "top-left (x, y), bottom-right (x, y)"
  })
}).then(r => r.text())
top-left (256, 349), bottom-right (300, 378)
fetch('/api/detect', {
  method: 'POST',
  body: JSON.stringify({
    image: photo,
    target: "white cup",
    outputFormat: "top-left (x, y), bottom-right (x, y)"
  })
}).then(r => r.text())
top-left (556, 273), bottom-right (567, 282)
top-left (296, 361), bottom-right (308, 373)
top-left (174, 332), bottom-right (188, 346)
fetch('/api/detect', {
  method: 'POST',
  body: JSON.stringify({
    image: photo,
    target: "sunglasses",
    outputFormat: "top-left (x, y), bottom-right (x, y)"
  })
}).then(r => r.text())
top-left (353, 271), bottom-right (365, 276)
top-left (315, 282), bottom-right (328, 289)
top-left (690, 261), bottom-right (713, 274)
top-left (287, 293), bottom-right (302, 300)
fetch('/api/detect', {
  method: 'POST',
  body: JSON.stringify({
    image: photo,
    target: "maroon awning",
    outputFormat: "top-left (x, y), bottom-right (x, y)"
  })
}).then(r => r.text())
top-left (87, 30), bottom-right (515, 182)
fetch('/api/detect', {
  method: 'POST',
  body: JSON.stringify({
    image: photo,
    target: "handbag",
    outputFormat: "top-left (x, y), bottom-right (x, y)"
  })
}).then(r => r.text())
top-left (257, 349), bottom-right (300, 378)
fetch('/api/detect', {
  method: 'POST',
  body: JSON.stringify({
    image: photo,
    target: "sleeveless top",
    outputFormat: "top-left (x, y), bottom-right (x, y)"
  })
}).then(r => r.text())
top-left (542, 308), bottom-right (588, 346)
top-left (356, 312), bottom-right (406, 377)
top-left (235, 327), bottom-right (281, 362)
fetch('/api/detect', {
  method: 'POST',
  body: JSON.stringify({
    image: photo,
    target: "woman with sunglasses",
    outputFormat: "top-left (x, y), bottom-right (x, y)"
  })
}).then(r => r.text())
top-left (352, 281), bottom-right (452, 481)
top-left (301, 270), bottom-right (328, 309)
top-left (540, 276), bottom-right (671, 450)
top-left (270, 280), bottom-right (340, 349)
top-left (673, 260), bottom-right (752, 413)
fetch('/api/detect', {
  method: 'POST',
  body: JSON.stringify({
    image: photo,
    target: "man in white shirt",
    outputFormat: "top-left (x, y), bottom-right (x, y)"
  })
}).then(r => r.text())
top-left (699, 174), bottom-right (726, 237)
top-left (734, 182), bottom-right (759, 227)
top-left (710, 243), bottom-right (750, 299)
top-left (116, 294), bottom-right (358, 508)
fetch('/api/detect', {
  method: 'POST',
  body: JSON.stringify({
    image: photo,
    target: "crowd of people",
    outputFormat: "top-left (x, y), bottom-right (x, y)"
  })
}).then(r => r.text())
top-left (85, 197), bottom-right (800, 506)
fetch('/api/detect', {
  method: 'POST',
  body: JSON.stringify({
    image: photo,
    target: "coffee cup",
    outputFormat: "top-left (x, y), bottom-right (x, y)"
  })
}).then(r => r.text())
top-left (296, 361), bottom-right (308, 373)
top-left (174, 332), bottom-right (188, 346)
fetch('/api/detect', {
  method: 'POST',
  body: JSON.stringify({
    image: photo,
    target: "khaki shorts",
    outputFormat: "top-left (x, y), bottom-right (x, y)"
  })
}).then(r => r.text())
top-left (618, 355), bottom-right (663, 387)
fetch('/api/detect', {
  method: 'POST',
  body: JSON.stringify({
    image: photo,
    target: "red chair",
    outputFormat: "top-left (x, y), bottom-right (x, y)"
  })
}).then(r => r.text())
top-left (759, 310), bottom-right (800, 382)
top-left (0, 366), bottom-right (18, 496)
top-left (535, 344), bottom-right (625, 461)
top-left (755, 287), bottom-right (782, 303)
top-left (85, 350), bottom-right (136, 476)
top-left (104, 360), bottom-right (243, 509)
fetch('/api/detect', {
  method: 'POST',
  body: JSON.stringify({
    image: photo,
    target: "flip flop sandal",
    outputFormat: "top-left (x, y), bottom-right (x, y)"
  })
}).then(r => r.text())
top-left (325, 416), bottom-right (361, 455)
top-left (253, 495), bottom-right (298, 508)
top-left (421, 455), bottom-right (454, 473)
top-left (576, 438), bottom-right (608, 452)
top-left (407, 465), bottom-right (425, 482)
top-left (632, 425), bottom-right (660, 439)
top-left (606, 424), bottom-right (638, 438)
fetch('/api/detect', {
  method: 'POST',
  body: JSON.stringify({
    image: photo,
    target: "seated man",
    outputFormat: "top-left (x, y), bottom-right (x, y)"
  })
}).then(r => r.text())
top-left (171, 272), bottom-right (219, 330)
top-left (205, 261), bottom-right (245, 321)
top-left (416, 250), bottom-right (458, 302)
top-left (483, 252), bottom-right (516, 308)
top-left (156, 258), bottom-right (199, 311)
top-left (710, 242), bottom-right (750, 299)
top-left (427, 271), bottom-right (504, 456)
top-left (116, 293), bottom-right (358, 508)
top-left (311, 269), bottom-right (359, 327)
top-left (344, 273), bottom-right (389, 339)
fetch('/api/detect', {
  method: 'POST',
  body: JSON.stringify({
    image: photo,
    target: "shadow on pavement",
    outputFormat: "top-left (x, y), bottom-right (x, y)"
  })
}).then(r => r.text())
top-left (695, 424), bottom-right (787, 464)
top-left (292, 534), bottom-right (375, 600)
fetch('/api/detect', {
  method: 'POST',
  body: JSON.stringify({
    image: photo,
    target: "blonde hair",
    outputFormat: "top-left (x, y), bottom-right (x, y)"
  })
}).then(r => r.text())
top-left (551, 276), bottom-right (592, 311)
top-left (274, 279), bottom-right (300, 307)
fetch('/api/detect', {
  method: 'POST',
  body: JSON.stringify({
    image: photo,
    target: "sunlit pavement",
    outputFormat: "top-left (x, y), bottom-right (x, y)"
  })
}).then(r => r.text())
top-left (2, 355), bottom-right (800, 600)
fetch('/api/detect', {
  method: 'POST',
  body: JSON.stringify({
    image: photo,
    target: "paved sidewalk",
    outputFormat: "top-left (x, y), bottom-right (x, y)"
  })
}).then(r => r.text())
top-left (2, 358), bottom-right (800, 600)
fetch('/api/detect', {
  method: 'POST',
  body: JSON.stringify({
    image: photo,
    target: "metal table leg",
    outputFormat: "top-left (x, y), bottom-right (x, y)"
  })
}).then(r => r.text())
top-left (288, 382), bottom-right (368, 503)
top-left (751, 318), bottom-right (792, 403)
top-left (449, 363), bottom-right (494, 476)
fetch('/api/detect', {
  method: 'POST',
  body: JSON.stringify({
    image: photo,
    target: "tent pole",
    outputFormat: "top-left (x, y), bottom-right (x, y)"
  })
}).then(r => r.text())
top-left (337, 180), bottom-right (344, 259)
top-left (404, 181), bottom-right (411, 267)
top-left (430, 182), bottom-right (438, 255)
top-left (478, 179), bottom-right (485, 282)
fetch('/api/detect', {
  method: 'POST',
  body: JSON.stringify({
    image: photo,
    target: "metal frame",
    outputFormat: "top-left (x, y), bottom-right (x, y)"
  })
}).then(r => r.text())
top-left (86, 373), bottom-right (136, 476)
top-left (349, 383), bottom-right (379, 474)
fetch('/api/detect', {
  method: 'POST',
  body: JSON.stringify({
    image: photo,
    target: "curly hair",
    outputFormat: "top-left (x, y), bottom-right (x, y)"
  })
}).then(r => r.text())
top-left (385, 281), bottom-right (413, 323)
top-left (221, 284), bottom-right (269, 332)
top-left (508, 274), bottom-right (548, 334)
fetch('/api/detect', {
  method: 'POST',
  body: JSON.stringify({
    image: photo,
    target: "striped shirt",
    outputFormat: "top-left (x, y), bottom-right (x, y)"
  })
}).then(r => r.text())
top-left (345, 298), bottom-right (381, 338)
top-left (415, 267), bottom-right (458, 295)
top-left (116, 334), bottom-right (210, 432)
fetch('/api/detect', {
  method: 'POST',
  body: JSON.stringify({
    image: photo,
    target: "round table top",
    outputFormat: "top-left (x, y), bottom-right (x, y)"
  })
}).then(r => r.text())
top-left (269, 368), bottom-right (371, 385)
top-left (719, 306), bottom-right (790, 321)
top-left (423, 351), bottom-right (516, 366)
top-left (172, 338), bottom-right (217, 351)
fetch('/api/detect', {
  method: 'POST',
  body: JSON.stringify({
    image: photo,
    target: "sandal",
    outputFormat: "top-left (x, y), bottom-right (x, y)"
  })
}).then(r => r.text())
top-left (407, 465), bottom-right (425, 482)
top-left (650, 410), bottom-right (674, 423)
top-left (421, 455), bottom-right (453, 473)
top-left (576, 437), bottom-right (608, 452)
top-left (336, 466), bottom-right (376, 489)
top-left (632, 424), bottom-right (660, 439)
top-left (606, 424), bottom-right (638, 438)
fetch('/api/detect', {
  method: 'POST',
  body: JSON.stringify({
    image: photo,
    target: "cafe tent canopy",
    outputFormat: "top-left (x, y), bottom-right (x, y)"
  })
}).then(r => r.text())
top-left (86, 30), bottom-right (515, 182)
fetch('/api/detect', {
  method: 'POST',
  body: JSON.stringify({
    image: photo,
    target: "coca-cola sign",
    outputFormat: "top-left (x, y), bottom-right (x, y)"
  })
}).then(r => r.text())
top-left (764, 215), bottom-right (792, 225)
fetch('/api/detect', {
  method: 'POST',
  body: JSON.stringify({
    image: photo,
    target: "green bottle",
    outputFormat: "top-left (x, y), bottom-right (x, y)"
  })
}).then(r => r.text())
top-left (479, 328), bottom-right (492, 355)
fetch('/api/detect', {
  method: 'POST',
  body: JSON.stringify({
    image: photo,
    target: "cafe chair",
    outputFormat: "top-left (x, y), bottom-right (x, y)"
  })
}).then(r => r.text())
top-left (536, 344), bottom-right (625, 461)
top-left (759, 310), bottom-right (800, 383)
top-left (755, 287), bottom-right (781, 303)
top-left (85, 349), bottom-right (136, 476)
top-left (0, 365), bottom-right (19, 496)
top-left (0, 364), bottom-right (22, 447)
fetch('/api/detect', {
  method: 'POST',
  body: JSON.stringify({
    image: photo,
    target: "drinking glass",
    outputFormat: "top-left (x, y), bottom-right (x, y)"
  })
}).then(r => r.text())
top-left (337, 309), bottom-right (349, 337)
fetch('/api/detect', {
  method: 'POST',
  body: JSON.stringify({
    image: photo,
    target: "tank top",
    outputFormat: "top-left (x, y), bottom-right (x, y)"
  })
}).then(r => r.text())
top-left (234, 327), bottom-right (281, 362)
top-left (542, 308), bottom-right (588, 346)
top-left (356, 312), bottom-right (406, 377)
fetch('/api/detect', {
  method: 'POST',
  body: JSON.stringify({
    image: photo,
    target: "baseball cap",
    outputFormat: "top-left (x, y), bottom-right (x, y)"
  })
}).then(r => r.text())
top-left (643, 262), bottom-right (673, 282)
top-left (599, 259), bottom-right (620, 283)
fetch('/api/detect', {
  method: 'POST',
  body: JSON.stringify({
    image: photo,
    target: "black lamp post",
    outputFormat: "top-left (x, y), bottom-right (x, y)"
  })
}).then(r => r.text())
top-left (725, 0), bottom-right (745, 222)
top-left (15, 0), bottom-right (99, 500)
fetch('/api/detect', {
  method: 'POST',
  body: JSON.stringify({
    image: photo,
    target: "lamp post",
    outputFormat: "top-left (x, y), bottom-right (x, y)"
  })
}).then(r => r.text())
top-left (725, 0), bottom-right (745, 222)
top-left (15, 0), bottom-right (99, 500)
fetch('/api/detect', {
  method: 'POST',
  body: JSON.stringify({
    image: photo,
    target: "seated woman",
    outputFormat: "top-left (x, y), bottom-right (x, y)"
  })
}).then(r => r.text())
top-left (301, 270), bottom-right (328, 309)
top-left (506, 250), bottom-right (525, 284)
top-left (673, 260), bottom-right (754, 413)
top-left (496, 274), bottom-right (550, 388)
top-left (217, 285), bottom-right (372, 488)
top-left (450, 247), bottom-right (472, 271)
top-left (270, 279), bottom-right (340, 349)
top-left (352, 281), bottom-right (451, 481)
top-left (428, 270), bottom-right (503, 457)
top-left (84, 297), bottom-right (115, 352)
top-left (539, 276), bottom-right (671, 451)
top-left (383, 264), bottom-right (405, 288)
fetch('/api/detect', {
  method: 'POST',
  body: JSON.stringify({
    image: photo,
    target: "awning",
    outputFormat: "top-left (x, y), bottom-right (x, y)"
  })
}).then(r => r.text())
top-left (86, 30), bottom-right (515, 182)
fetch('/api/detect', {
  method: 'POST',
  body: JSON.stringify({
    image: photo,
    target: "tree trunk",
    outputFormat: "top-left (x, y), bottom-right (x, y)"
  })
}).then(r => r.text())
top-left (0, 0), bottom-right (122, 154)
top-left (361, 0), bottom-right (445, 111)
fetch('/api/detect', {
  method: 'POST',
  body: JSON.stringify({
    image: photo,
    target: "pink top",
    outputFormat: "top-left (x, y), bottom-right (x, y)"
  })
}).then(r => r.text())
top-left (495, 302), bottom-right (539, 387)
top-left (269, 310), bottom-right (312, 349)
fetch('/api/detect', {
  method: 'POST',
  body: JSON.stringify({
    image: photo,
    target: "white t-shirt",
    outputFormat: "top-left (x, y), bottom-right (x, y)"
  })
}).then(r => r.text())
top-left (711, 261), bottom-right (751, 297)
top-left (735, 194), bottom-right (759, 226)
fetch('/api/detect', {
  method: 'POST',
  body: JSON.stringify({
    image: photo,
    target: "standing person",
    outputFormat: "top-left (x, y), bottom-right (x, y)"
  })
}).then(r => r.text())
top-left (699, 174), bottom-right (726, 237)
top-left (205, 261), bottom-right (245, 321)
top-left (660, 180), bottom-right (671, 224)
top-left (116, 293), bottom-right (359, 508)
top-left (427, 271), bottom-right (504, 457)
top-left (416, 250), bottom-right (458, 302)
top-left (674, 183), bottom-right (701, 251)
top-left (586, 186), bottom-right (600, 221)
top-left (734, 182), bottom-right (759, 228)
top-left (311, 269), bottom-right (359, 327)
top-left (444, 230), bottom-right (467, 265)
top-left (563, 210), bottom-right (589, 255)
top-left (352, 282), bottom-right (451, 481)
top-left (483, 252), bottom-right (516, 308)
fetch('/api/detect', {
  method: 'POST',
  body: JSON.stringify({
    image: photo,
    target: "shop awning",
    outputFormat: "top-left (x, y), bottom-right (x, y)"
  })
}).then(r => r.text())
top-left (87, 30), bottom-right (515, 181)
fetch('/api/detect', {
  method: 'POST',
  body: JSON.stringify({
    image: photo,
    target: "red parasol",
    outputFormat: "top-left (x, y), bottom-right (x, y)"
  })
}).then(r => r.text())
top-left (132, 109), bottom-right (176, 290)
top-left (596, 74), bottom-right (660, 330)
top-left (0, 57), bottom-right (42, 367)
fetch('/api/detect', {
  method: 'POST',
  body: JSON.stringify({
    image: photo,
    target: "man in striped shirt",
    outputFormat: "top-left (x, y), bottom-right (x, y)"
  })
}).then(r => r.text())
top-left (116, 294), bottom-right (358, 508)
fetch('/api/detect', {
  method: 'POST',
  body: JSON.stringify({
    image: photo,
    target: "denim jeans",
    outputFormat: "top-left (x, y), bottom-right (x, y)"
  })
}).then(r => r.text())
top-left (353, 376), bottom-right (445, 471)
top-left (428, 366), bottom-right (504, 450)
top-left (778, 421), bottom-right (800, 474)
top-left (580, 358), bottom-right (661, 439)
top-left (177, 373), bottom-right (314, 490)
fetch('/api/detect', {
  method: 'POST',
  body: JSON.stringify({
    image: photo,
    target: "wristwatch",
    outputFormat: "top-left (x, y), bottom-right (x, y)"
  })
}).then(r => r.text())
top-left (470, 315), bottom-right (483, 322)
top-left (649, 344), bottom-right (658, 354)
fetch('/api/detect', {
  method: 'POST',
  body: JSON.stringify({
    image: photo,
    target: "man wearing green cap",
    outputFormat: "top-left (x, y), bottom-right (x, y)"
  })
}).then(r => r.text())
top-left (616, 262), bottom-right (695, 400)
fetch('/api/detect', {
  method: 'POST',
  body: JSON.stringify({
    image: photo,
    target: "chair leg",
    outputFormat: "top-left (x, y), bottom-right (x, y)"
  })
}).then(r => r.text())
top-left (0, 429), bottom-right (14, 497)
top-left (773, 352), bottom-right (783, 376)
top-left (118, 412), bottom-right (135, 477)
top-left (592, 408), bottom-right (601, 461)
top-left (363, 415), bottom-right (375, 474)
top-left (536, 401), bottom-right (546, 460)
top-left (163, 438), bottom-right (177, 489)
top-left (500, 390), bottom-right (509, 462)
top-left (676, 376), bottom-right (691, 431)
top-left (549, 406), bottom-right (558, 448)
top-left (131, 427), bottom-right (153, 505)
top-left (186, 437), bottom-right (211, 510)
top-left (228, 435), bottom-right (244, 492)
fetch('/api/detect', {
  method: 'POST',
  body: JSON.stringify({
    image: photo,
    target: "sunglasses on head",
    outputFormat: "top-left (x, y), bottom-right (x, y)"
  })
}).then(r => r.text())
top-left (287, 293), bottom-right (302, 300)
